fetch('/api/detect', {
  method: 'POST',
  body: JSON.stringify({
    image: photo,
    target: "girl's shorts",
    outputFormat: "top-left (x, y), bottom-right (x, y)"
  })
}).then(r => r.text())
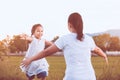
top-left (26, 71), bottom-right (47, 79)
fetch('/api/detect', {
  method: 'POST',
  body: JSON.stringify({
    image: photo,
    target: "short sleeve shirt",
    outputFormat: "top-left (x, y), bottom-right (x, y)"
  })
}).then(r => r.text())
top-left (55, 33), bottom-right (96, 80)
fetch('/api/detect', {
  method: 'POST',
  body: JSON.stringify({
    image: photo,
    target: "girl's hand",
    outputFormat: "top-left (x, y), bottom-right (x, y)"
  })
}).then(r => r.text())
top-left (19, 33), bottom-right (28, 40)
top-left (19, 33), bottom-right (32, 42)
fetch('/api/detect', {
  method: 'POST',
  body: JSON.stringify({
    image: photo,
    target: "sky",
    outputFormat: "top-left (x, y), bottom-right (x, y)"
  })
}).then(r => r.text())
top-left (0, 0), bottom-right (120, 40)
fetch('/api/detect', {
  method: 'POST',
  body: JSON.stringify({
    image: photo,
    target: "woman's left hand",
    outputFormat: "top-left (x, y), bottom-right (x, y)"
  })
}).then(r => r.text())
top-left (104, 57), bottom-right (109, 66)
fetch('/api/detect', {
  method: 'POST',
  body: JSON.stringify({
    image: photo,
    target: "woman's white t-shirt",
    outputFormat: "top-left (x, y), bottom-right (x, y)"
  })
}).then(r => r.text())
top-left (55, 33), bottom-right (96, 80)
top-left (20, 37), bottom-right (49, 76)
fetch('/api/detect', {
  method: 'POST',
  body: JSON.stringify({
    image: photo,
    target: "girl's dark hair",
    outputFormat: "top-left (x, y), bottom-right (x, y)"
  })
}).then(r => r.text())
top-left (68, 12), bottom-right (83, 41)
top-left (31, 24), bottom-right (42, 36)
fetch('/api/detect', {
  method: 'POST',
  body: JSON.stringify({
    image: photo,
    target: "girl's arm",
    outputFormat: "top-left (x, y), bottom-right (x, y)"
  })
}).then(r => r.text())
top-left (22, 44), bottom-right (59, 67)
top-left (92, 46), bottom-right (108, 65)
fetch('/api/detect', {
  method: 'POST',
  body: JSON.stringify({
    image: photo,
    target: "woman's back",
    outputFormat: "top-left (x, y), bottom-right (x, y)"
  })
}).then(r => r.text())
top-left (55, 33), bottom-right (96, 80)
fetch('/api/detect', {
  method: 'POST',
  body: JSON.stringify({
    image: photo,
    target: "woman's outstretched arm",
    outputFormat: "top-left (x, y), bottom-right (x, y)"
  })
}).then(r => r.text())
top-left (22, 44), bottom-right (59, 67)
top-left (93, 46), bottom-right (108, 65)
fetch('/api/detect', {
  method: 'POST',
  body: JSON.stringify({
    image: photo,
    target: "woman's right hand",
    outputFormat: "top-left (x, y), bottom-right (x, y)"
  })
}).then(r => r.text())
top-left (21, 58), bottom-right (32, 68)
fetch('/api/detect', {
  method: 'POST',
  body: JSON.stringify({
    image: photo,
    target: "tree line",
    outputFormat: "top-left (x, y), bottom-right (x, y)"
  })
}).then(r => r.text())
top-left (0, 34), bottom-right (59, 56)
top-left (93, 34), bottom-right (120, 52)
top-left (0, 33), bottom-right (120, 56)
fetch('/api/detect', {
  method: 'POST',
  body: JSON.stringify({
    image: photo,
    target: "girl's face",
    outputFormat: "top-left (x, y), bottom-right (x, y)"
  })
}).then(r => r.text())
top-left (33, 26), bottom-right (43, 39)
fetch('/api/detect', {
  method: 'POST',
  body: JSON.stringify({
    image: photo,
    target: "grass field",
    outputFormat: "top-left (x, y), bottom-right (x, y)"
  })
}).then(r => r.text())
top-left (0, 56), bottom-right (120, 80)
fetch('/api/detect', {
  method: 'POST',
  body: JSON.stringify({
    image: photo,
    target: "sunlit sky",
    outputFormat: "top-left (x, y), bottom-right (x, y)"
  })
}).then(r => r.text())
top-left (0, 0), bottom-right (120, 40)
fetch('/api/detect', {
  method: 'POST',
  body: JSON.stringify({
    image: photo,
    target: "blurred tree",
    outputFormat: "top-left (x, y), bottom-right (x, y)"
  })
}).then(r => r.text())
top-left (107, 36), bottom-right (120, 51)
top-left (0, 41), bottom-right (7, 56)
top-left (93, 34), bottom-right (110, 52)
top-left (8, 35), bottom-right (29, 53)
top-left (2, 35), bottom-right (11, 55)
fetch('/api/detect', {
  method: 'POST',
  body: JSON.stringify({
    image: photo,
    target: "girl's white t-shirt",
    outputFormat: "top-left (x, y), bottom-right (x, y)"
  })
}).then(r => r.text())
top-left (20, 37), bottom-right (49, 76)
top-left (55, 33), bottom-right (96, 80)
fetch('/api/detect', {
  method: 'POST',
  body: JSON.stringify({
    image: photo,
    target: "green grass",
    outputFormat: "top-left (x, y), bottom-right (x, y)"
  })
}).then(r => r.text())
top-left (0, 56), bottom-right (120, 80)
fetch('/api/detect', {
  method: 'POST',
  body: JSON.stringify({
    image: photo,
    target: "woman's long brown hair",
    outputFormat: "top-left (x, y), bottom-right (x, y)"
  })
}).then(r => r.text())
top-left (68, 12), bottom-right (83, 41)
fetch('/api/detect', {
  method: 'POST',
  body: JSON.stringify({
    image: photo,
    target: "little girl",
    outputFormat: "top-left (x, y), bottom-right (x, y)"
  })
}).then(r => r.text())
top-left (20, 24), bottom-right (52, 80)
